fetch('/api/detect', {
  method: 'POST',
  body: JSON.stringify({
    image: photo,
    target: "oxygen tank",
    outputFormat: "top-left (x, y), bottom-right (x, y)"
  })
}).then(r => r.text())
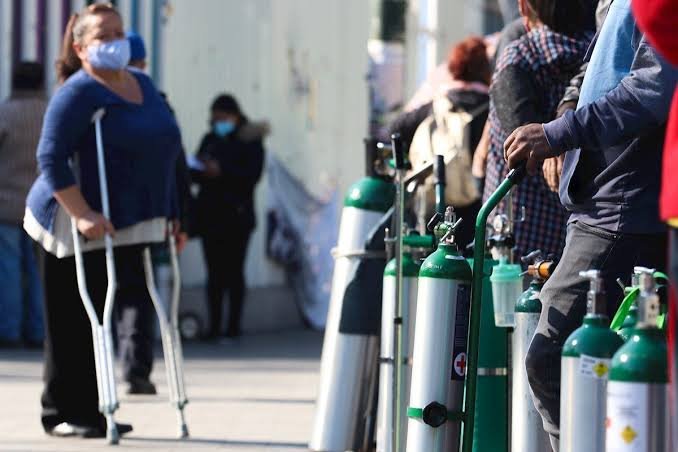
top-left (310, 140), bottom-right (394, 452)
top-left (618, 304), bottom-right (639, 342)
top-left (560, 270), bottom-right (624, 452)
top-left (617, 271), bottom-right (641, 342)
top-left (511, 251), bottom-right (555, 452)
top-left (606, 267), bottom-right (669, 452)
top-left (472, 207), bottom-right (517, 452)
top-left (376, 251), bottom-right (420, 452)
top-left (405, 207), bottom-right (472, 452)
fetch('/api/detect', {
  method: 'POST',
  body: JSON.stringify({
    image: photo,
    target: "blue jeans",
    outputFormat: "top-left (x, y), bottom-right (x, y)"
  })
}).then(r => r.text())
top-left (0, 223), bottom-right (44, 343)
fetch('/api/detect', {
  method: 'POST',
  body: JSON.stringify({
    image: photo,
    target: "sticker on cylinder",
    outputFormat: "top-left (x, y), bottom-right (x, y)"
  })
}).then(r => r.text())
top-left (606, 382), bottom-right (648, 450)
top-left (450, 284), bottom-right (470, 381)
top-left (453, 352), bottom-right (467, 377)
top-left (578, 354), bottom-right (610, 379)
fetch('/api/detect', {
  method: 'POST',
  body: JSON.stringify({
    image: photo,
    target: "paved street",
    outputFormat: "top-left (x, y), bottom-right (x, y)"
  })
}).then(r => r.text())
top-left (0, 330), bottom-right (323, 452)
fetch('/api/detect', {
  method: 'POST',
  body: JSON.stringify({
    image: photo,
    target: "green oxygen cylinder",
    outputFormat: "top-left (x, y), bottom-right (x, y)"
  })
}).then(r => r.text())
top-left (617, 271), bottom-right (641, 342)
top-left (376, 250), bottom-right (421, 452)
top-left (618, 304), bottom-right (639, 342)
top-left (311, 139), bottom-right (395, 452)
top-left (606, 267), bottom-right (669, 452)
top-left (560, 270), bottom-right (624, 452)
top-left (511, 251), bottom-right (556, 452)
top-left (405, 207), bottom-right (473, 452)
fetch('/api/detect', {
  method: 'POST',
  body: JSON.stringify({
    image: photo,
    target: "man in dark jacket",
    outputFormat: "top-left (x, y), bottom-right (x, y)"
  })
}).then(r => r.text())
top-left (503, 0), bottom-right (678, 449)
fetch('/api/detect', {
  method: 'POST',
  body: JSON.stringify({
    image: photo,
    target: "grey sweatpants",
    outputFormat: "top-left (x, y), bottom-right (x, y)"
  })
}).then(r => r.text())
top-left (525, 220), bottom-right (666, 451)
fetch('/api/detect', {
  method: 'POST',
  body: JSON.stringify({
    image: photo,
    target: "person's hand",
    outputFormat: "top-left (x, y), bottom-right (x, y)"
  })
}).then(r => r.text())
top-left (472, 142), bottom-right (488, 179)
top-left (504, 123), bottom-right (559, 175)
top-left (169, 220), bottom-right (188, 253)
top-left (76, 209), bottom-right (115, 240)
top-left (472, 121), bottom-right (491, 179)
top-left (204, 159), bottom-right (221, 178)
top-left (543, 154), bottom-right (565, 193)
top-left (175, 232), bottom-right (188, 253)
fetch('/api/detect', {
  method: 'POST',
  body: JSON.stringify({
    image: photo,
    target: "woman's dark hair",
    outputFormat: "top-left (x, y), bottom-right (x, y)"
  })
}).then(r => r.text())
top-left (210, 94), bottom-right (248, 123)
top-left (211, 94), bottom-right (242, 115)
top-left (56, 3), bottom-right (121, 84)
top-left (447, 37), bottom-right (491, 85)
top-left (526, 0), bottom-right (594, 35)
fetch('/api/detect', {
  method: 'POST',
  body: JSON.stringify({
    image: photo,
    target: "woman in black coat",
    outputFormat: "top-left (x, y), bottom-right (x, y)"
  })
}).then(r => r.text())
top-left (193, 94), bottom-right (266, 339)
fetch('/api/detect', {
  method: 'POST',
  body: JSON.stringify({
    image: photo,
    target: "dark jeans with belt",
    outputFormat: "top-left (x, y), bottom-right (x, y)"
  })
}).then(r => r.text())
top-left (525, 220), bottom-right (667, 451)
top-left (41, 245), bottom-right (152, 430)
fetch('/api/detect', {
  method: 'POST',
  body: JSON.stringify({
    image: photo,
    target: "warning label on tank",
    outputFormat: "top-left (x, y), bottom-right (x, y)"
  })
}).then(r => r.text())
top-left (606, 382), bottom-right (650, 451)
top-left (450, 284), bottom-right (470, 381)
top-left (578, 355), bottom-right (610, 380)
top-left (620, 426), bottom-right (637, 444)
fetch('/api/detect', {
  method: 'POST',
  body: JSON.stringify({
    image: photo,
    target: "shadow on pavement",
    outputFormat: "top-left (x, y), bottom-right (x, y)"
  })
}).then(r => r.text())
top-left (127, 436), bottom-right (307, 449)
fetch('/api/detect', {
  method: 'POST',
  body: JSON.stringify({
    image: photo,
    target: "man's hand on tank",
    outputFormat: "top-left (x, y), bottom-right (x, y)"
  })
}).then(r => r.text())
top-left (504, 123), bottom-right (558, 176)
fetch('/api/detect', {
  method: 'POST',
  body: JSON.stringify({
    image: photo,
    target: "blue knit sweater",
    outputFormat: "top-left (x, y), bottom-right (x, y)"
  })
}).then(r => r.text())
top-left (26, 69), bottom-right (181, 234)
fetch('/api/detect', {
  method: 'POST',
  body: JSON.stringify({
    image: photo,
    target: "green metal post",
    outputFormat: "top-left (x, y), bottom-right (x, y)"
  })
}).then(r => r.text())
top-left (463, 166), bottom-right (525, 452)
top-left (434, 155), bottom-right (446, 215)
top-left (391, 134), bottom-right (406, 452)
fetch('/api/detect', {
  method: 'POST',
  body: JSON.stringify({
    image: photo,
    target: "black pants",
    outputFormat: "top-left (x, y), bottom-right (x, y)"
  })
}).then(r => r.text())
top-left (115, 248), bottom-right (155, 383)
top-left (41, 245), bottom-right (152, 430)
top-left (525, 221), bottom-right (666, 451)
top-left (201, 228), bottom-right (251, 337)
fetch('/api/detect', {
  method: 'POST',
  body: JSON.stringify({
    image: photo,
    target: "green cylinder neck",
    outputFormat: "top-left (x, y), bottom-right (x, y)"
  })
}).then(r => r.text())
top-left (610, 328), bottom-right (667, 383)
top-left (562, 314), bottom-right (623, 358)
top-left (384, 253), bottom-right (421, 277)
top-left (343, 176), bottom-right (395, 212)
top-left (529, 281), bottom-right (543, 290)
top-left (583, 314), bottom-right (609, 327)
top-left (419, 244), bottom-right (472, 281)
top-left (515, 283), bottom-right (543, 314)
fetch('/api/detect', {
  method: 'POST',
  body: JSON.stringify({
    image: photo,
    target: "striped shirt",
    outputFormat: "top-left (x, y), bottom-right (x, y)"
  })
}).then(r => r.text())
top-left (0, 91), bottom-right (47, 225)
top-left (483, 26), bottom-right (592, 260)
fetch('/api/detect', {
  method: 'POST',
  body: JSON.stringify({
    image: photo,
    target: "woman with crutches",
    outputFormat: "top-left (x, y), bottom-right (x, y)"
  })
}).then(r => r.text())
top-left (24, 4), bottom-right (183, 440)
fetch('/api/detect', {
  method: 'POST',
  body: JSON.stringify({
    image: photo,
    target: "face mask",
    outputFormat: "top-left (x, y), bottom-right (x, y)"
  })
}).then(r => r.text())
top-left (87, 39), bottom-right (131, 70)
top-left (213, 120), bottom-right (236, 137)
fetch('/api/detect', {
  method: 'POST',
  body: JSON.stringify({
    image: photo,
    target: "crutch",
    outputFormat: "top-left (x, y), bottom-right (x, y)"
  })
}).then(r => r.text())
top-left (143, 229), bottom-right (189, 438)
top-left (71, 107), bottom-right (120, 445)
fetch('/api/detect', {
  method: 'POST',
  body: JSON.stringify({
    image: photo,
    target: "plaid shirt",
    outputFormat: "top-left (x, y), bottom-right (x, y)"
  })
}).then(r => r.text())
top-left (483, 26), bottom-right (592, 260)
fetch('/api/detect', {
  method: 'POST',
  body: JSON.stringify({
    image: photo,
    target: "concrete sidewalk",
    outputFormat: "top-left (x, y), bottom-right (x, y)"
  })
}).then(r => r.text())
top-left (0, 330), bottom-right (322, 452)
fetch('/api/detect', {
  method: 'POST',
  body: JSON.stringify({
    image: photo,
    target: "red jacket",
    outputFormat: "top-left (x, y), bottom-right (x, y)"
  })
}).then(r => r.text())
top-left (632, 0), bottom-right (678, 220)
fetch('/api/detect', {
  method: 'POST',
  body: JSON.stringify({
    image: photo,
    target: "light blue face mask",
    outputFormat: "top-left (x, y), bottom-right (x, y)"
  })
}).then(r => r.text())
top-left (213, 120), bottom-right (236, 137)
top-left (87, 39), bottom-right (131, 70)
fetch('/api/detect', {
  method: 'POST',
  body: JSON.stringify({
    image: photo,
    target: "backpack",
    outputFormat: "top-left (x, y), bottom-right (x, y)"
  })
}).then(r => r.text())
top-left (408, 95), bottom-right (488, 209)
